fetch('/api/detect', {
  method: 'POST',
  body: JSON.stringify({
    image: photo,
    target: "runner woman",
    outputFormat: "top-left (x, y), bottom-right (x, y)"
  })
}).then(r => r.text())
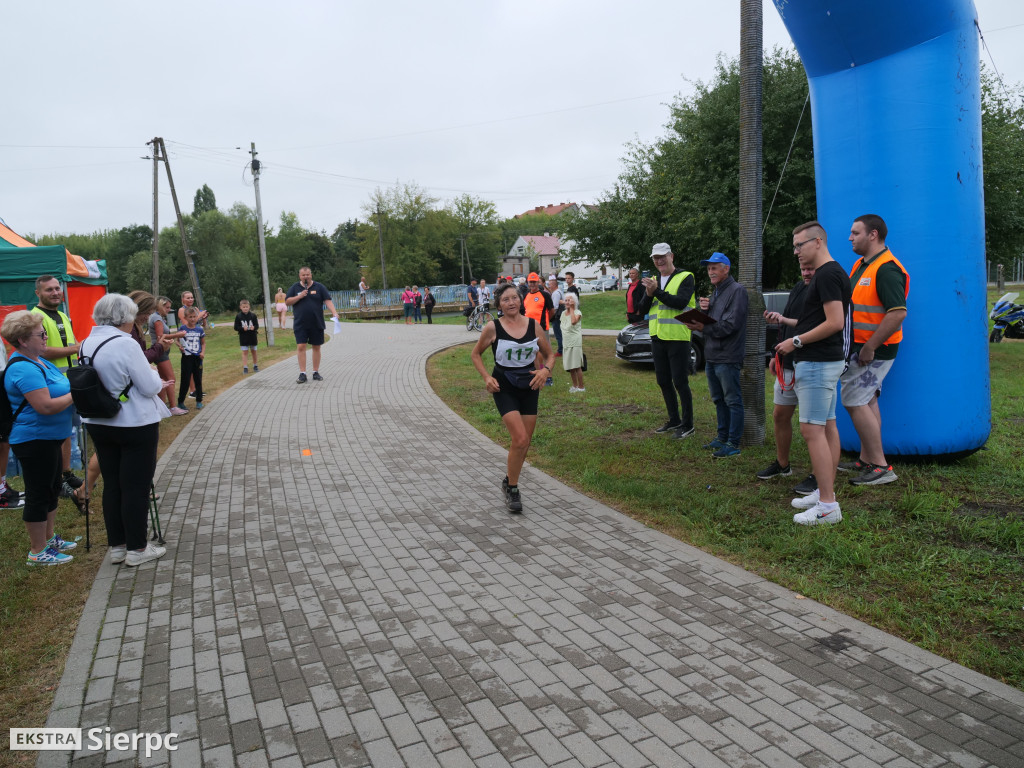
top-left (471, 283), bottom-right (555, 514)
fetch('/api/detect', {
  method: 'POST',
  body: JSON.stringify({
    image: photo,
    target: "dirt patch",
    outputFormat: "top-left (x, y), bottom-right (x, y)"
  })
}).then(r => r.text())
top-left (953, 502), bottom-right (1024, 520)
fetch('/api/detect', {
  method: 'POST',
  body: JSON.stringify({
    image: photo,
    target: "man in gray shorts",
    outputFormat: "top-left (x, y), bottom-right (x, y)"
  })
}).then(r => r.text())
top-left (840, 214), bottom-right (908, 486)
top-left (757, 264), bottom-right (815, 487)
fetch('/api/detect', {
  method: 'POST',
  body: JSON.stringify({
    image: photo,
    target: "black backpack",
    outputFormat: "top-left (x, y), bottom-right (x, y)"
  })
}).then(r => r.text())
top-left (68, 337), bottom-right (132, 419)
top-left (0, 358), bottom-right (39, 437)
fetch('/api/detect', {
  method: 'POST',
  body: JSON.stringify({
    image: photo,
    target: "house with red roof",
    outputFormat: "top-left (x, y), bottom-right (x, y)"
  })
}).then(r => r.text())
top-left (502, 234), bottom-right (563, 278)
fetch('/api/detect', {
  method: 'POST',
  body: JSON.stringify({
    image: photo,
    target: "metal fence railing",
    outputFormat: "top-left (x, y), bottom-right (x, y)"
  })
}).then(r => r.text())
top-left (330, 285), bottom-right (470, 309)
top-left (987, 258), bottom-right (1024, 284)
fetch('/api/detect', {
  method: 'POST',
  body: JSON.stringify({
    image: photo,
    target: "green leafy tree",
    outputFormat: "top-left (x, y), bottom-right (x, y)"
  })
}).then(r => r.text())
top-left (192, 184), bottom-right (217, 217)
top-left (330, 219), bottom-right (364, 290)
top-left (357, 183), bottom-right (449, 288)
top-left (562, 48), bottom-right (815, 291)
top-left (448, 194), bottom-right (502, 282)
top-left (981, 68), bottom-right (1024, 269)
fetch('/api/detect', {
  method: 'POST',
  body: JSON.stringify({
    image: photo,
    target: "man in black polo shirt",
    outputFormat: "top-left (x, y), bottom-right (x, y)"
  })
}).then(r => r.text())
top-left (286, 266), bottom-right (339, 384)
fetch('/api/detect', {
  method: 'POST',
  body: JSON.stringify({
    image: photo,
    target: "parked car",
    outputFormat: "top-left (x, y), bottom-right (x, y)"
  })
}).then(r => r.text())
top-left (615, 290), bottom-right (790, 372)
top-left (574, 280), bottom-right (597, 294)
top-left (593, 276), bottom-right (619, 291)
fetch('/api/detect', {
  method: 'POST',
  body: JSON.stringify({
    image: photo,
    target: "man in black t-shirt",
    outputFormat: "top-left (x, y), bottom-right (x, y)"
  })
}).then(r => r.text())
top-left (286, 266), bottom-right (339, 384)
top-left (774, 221), bottom-right (851, 526)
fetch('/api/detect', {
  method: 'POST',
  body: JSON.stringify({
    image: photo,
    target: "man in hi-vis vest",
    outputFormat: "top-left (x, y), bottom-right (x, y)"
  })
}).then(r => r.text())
top-left (840, 214), bottom-right (908, 487)
top-left (636, 243), bottom-right (696, 440)
top-left (31, 274), bottom-right (84, 492)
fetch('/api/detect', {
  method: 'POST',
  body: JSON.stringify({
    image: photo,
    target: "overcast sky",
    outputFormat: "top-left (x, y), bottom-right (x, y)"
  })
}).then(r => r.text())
top-left (2, 0), bottom-right (1022, 240)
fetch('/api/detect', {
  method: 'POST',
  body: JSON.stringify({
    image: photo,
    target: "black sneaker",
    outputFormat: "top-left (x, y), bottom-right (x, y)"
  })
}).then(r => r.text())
top-left (757, 460), bottom-right (792, 480)
top-left (62, 471), bottom-right (84, 490)
top-left (672, 426), bottom-right (696, 440)
top-left (312, 372), bottom-right (324, 381)
top-left (296, 373), bottom-right (308, 384)
top-left (654, 421), bottom-right (682, 434)
top-left (792, 474), bottom-right (817, 495)
top-left (505, 485), bottom-right (523, 514)
top-left (253, 365), bottom-right (259, 372)
top-left (0, 487), bottom-right (24, 508)
top-left (501, 476), bottom-right (509, 495)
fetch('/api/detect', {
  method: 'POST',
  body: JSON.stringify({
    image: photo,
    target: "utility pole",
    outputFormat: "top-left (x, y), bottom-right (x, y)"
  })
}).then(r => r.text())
top-left (250, 143), bottom-right (274, 346)
top-left (157, 138), bottom-right (207, 315)
top-left (375, 204), bottom-right (388, 289)
top-left (148, 138), bottom-right (160, 296)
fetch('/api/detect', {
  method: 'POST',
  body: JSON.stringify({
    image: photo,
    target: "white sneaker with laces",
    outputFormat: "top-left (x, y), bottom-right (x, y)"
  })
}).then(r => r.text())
top-left (109, 546), bottom-right (127, 564)
top-left (125, 542), bottom-right (167, 567)
top-left (794, 501), bottom-right (843, 525)
top-left (791, 489), bottom-right (821, 509)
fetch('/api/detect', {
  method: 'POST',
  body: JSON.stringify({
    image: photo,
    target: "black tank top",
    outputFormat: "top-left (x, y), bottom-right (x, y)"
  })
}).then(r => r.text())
top-left (491, 318), bottom-right (539, 370)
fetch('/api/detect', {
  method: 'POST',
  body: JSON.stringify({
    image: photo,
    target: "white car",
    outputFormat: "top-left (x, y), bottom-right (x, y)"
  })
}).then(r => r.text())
top-left (574, 280), bottom-right (597, 293)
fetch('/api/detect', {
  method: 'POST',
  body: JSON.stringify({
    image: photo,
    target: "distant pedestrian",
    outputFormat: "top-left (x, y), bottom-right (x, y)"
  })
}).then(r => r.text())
top-left (274, 287), bottom-right (288, 329)
top-left (286, 266), bottom-right (339, 383)
top-left (413, 286), bottom-right (423, 323)
top-left (401, 286), bottom-right (416, 325)
top-left (547, 277), bottom-right (564, 356)
top-left (560, 293), bottom-right (584, 392)
top-left (358, 277), bottom-right (369, 310)
top-left (626, 267), bottom-right (645, 324)
top-left (234, 299), bottom-right (260, 374)
top-left (423, 286), bottom-right (436, 324)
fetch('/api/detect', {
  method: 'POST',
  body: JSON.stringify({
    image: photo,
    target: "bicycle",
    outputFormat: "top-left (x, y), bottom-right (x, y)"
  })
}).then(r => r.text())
top-left (466, 302), bottom-right (494, 332)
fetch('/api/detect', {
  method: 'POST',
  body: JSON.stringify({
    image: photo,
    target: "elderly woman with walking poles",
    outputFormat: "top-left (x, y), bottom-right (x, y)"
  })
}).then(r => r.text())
top-left (79, 293), bottom-right (172, 566)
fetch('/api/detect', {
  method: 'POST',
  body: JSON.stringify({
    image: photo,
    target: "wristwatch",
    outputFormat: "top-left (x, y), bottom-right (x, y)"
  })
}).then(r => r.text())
top-left (792, 335), bottom-right (803, 349)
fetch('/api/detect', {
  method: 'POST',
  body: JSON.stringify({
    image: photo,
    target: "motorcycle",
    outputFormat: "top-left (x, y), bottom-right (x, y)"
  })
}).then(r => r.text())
top-left (989, 292), bottom-right (1024, 343)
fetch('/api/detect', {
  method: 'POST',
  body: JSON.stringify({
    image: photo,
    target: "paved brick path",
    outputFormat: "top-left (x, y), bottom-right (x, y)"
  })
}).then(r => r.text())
top-left (43, 322), bottom-right (1024, 767)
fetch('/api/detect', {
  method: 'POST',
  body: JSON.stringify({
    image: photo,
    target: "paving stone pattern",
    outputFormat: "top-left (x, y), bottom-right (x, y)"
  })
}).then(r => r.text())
top-left (43, 322), bottom-right (1024, 767)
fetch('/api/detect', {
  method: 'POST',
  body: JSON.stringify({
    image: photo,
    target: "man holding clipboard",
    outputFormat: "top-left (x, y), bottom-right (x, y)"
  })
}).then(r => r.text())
top-left (683, 252), bottom-right (748, 458)
top-left (635, 243), bottom-right (697, 440)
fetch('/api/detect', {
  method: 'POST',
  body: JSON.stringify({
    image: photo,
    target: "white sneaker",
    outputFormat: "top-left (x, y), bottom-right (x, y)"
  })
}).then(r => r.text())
top-left (109, 546), bottom-right (127, 564)
top-left (794, 501), bottom-right (843, 525)
top-left (791, 489), bottom-right (820, 509)
top-left (125, 542), bottom-right (166, 567)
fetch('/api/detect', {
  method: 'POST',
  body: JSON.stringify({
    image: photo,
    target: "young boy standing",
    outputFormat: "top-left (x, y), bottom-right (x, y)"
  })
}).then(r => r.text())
top-left (234, 299), bottom-right (260, 373)
top-left (178, 306), bottom-right (206, 412)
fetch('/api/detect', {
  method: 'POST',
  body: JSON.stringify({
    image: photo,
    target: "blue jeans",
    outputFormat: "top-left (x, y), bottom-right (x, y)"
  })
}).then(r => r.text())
top-left (705, 362), bottom-right (744, 446)
top-left (552, 315), bottom-right (563, 352)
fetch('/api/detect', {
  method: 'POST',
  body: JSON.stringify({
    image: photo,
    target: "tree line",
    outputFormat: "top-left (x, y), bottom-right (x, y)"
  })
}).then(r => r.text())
top-left (32, 50), bottom-right (1022, 311)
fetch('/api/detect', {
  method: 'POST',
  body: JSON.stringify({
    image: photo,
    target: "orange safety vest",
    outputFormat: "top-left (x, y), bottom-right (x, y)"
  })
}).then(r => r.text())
top-left (850, 249), bottom-right (909, 345)
top-left (523, 291), bottom-right (549, 330)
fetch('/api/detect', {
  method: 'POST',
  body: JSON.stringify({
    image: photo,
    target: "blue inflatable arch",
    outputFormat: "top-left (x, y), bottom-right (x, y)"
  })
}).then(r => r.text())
top-left (773, 0), bottom-right (990, 457)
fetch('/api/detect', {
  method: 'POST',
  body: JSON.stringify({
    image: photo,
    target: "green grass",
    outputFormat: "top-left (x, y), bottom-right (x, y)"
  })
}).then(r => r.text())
top-left (427, 335), bottom-right (1024, 690)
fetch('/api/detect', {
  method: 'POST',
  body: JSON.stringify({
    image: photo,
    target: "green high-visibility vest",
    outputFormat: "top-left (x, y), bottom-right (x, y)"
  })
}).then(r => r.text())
top-left (31, 306), bottom-right (77, 372)
top-left (649, 271), bottom-right (694, 341)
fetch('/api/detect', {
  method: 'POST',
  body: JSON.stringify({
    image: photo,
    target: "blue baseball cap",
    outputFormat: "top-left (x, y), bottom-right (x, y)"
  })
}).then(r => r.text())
top-left (700, 252), bottom-right (731, 266)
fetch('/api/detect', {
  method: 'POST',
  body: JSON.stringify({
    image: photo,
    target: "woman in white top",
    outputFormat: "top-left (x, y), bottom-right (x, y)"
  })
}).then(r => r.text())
top-left (81, 294), bottom-right (171, 567)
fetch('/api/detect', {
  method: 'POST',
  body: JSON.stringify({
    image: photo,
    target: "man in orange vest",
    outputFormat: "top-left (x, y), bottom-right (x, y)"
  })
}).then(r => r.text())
top-left (521, 273), bottom-right (554, 333)
top-left (840, 214), bottom-right (909, 486)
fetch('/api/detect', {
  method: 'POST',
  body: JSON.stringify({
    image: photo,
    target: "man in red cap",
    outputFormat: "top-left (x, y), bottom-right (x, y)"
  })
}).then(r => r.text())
top-left (521, 272), bottom-right (554, 333)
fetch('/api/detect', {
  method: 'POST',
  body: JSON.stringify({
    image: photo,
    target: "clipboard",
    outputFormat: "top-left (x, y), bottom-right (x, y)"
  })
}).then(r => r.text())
top-left (675, 308), bottom-right (716, 325)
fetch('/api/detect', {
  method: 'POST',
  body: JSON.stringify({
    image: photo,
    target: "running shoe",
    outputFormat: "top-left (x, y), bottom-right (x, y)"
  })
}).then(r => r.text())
top-left (702, 438), bottom-right (726, 451)
top-left (27, 546), bottom-right (73, 566)
top-left (712, 444), bottom-right (741, 459)
top-left (126, 543), bottom-right (167, 567)
top-left (312, 372), bottom-right (324, 381)
top-left (109, 546), bottom-right (127, 564)
top-left (794, 502), bottom-right (843, 526)
top-left (850, 464), bottom-right (898, 486)
top-left (505, 485), bottom-right (523, 514)
top-left (47, 533), bottom-right (77, 552)
top-left (296, 373), bottom-right (307, 384)
top-left (62, 471), bottom-right (84, 490)
top-left (757, 460), bottom-right (792, 480)
top-left (791, 489), bottom-right (821, 509)
top-left (672, 426), bottom-right (696, 440)
top-left (0, 487), bottom-right (24, 508)
top-left (654, 421), bottom-right (682, 434)
top-left (837, 458), bottom-right (868, 473)
top-left (792, 474), bottom-right (817, 496)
